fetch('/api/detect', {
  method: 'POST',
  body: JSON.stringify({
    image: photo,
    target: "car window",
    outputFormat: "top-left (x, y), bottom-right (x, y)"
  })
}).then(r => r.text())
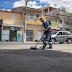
top-left (57, 32), bottom-right (62, 35)
top-left (63, 32), bottom-right (71, 35)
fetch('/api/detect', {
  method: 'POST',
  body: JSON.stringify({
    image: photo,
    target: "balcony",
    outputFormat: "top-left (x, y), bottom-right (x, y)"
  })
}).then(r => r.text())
top-left (26, 16), bottom-right (42, 25)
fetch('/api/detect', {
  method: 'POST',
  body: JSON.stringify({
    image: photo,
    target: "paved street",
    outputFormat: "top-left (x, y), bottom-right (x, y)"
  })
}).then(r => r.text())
top-left (0, 43), bottom-right (72, 72)
top-left (0, 49), bottom-right (72, 72)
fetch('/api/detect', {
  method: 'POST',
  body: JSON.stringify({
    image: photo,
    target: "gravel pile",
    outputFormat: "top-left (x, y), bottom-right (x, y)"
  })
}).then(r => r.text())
top-left (0, 49), bottom-right (72, 72)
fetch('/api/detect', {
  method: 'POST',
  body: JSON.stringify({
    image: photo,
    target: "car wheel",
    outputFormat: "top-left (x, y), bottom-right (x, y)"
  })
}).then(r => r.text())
top-left (67, 39), bottom-right (72, 44)
top-left (52, 39), bottom-right (55, 44)
top-left (59, 42), bottom-right (63, 44)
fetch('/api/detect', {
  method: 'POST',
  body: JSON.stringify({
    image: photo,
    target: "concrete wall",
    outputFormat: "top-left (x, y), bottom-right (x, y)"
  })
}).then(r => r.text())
top-left (0, 11), bottom-right (24, 26)
top-left (0, 11), bottom-right (22, 20)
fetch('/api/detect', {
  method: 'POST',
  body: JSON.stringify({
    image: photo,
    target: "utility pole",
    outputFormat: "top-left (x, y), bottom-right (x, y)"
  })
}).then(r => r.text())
top-left (24, 0), bottom-right (30, 42)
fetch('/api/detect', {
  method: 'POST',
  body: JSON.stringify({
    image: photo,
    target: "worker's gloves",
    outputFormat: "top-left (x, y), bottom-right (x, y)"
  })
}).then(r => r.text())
top-left (43, 29), bottom-right (45, 32)
top-left (44, 31), bottom-right (46, 35)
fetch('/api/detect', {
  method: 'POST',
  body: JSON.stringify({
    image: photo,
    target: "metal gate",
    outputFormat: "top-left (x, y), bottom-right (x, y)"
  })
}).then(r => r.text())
top-left (26, 30), bottom-right (33, 41)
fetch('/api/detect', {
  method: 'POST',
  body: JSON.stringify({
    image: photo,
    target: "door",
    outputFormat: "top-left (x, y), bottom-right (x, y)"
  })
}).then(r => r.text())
top-left (56, 32), bottom-right (63, 42)
top-left (62, 32), bottom-right (72, 41)
top-left (26, 30), bottom-right (33, 41)
top-left (38, 31), bottom-right (42, 41)
top-left (62, 32), bottom-right (68, 41)
top-left (10, 30), bottom-right (17, 41)
top-left (0, 25), bottom-right (2, 41)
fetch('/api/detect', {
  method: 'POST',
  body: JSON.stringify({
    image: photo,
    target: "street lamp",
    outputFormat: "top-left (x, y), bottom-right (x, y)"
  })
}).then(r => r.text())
top-left (24, 0), bottom-right (30, 42)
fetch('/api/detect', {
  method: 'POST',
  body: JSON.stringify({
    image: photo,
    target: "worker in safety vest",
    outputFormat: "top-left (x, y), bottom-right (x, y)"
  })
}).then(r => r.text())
top-left (40, 17), bottom-right (52, 49)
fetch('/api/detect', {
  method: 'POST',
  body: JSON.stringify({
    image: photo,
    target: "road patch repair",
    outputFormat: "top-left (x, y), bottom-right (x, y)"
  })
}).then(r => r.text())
top-left (0, 49), bottom-right (72, 72)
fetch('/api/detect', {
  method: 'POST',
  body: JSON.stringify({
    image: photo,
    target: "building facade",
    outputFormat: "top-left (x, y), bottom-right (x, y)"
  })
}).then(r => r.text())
top-left (0, 6), bottom-right (60, 42)
top-left (57, 11), bottom-right (72, 33)
top-left (0, 10), bottom-right (23, 42)
top-left (12, 7), bottom-right (60, 42)
top-left (42, 6), bottom-right (72, 33)
top-left (12, 7), bottom-right (43, 42)
top-left (0, 6), bottom-right (62, 42)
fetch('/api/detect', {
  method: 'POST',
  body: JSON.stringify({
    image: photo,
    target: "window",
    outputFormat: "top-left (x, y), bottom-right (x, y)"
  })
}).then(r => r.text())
top-left (37, 14), bottom-right (39, 17)
top-left (11, 15), bottom-right (16, 20)
top-left (57, 32), bottom-right (62, 35)
top-left (66, 22), bottom-right (69, 25)
top-left (63, 32), bottom-right (71, 35)
top-left (37, 15), bottom-right (39, 20)
top-left (59, 20), bottom-right (62, 24)
top-left (30, 14), bottom-right (34, 19)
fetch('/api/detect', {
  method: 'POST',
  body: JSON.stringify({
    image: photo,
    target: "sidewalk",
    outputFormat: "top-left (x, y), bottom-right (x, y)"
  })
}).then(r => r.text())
top-left (0, 42), bottom-right (72, 53)
top-left (0, 42), bottom-right (42, 50)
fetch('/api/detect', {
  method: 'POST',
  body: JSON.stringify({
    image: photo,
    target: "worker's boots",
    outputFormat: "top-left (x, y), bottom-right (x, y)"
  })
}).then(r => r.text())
top-left (47, 46), bottom-right (52, 49)
top-left (40, 46), bottom-right (45, 50)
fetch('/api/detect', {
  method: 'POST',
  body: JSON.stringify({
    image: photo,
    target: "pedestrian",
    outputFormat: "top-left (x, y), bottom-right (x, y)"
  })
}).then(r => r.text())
top-left (40, 17), bottom-right (52, 49)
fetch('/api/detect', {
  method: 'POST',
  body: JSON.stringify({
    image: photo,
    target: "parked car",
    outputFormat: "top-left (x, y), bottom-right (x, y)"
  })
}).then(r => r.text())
top-left (51, 31), bottom-right (72, 44)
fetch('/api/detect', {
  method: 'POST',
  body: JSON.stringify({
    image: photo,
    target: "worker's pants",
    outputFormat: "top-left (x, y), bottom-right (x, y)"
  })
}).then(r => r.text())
top-left (43, 33), bottom-right (52, 48)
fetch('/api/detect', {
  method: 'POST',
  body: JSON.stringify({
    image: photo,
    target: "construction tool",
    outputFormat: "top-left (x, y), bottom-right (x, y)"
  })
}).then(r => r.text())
top-left (30, 34), bottom-right (45, 50)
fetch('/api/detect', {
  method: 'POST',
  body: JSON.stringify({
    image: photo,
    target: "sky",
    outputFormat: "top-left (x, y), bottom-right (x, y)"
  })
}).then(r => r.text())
top-left (0, 0), bottom-right (72, 12)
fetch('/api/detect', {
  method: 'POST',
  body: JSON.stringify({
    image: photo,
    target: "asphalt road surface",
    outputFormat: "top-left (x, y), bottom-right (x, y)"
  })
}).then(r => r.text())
top-left (0, 49), bottom-right (72, 72)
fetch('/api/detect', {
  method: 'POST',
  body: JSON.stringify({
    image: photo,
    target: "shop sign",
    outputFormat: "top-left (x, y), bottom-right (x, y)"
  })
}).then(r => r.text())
top-left (3, 26), bottom-right (21, 31)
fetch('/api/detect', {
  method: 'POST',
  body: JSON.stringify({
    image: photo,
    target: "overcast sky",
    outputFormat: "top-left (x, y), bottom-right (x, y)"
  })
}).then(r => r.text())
top-left (0, 0), bottom-right (72, 12)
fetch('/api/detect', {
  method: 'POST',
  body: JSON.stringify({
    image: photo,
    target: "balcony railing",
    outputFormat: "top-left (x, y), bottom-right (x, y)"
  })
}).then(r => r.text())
top-left (51, 22), bottom-right (59, 28)
top-left (26, 16), bottom-right (40, 22)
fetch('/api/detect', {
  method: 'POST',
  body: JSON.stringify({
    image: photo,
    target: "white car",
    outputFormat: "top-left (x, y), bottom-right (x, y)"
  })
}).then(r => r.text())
top-left (51, 31), bottom-right (72, 44)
